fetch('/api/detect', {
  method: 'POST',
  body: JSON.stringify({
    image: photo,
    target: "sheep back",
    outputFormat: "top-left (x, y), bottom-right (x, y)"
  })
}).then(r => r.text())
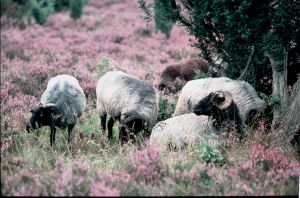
top-left (159, 58), bottom-right (209, 90)
top-left (174, 77), bottom-right (265, 124)
top-left (41, 74), bottom-right (86, 125)
top-left (150, 113), bottom-right (217, 151)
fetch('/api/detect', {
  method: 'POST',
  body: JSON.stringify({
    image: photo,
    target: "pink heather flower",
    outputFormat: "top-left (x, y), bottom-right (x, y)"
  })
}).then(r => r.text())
top-left (76, 160), bottom-right (88, 174)
top-left (90, 181), bottom-right (120, 197)
top-left (54, 166), bottom-right (73, 196)
top-left (12, 185), bottom-right (39, 196)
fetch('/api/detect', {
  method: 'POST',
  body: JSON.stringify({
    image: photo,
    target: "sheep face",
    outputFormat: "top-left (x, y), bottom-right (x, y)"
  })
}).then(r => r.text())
top-left (158, 65), bottom-right (181, 91)
top-left (119, 113), bottom-right (146, 142)
top-left (193, 91), bottom-right (231, 116)
top-left (193, 93), bottom-right (214, 116)
top-left (26, 105), bottom-right (64, 132)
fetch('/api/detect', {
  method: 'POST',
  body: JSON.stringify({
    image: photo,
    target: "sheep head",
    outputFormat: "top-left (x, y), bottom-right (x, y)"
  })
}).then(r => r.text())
top-left (193, 91), bottom-right (233, 116)
top-left (26, 103), bottom-right (63, 132)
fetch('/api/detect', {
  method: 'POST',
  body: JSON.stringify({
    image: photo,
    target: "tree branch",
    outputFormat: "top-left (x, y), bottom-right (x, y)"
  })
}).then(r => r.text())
top-left (170, 0), bottom-right (192, 27)
top-left (238, 46), bottom-right (255, 80)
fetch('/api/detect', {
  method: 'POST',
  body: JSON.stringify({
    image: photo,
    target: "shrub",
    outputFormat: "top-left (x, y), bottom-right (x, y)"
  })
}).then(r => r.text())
top-left (70, 0), bottom-right (83, 20)
top-left (194, 134), bottom-right (224, 164)
top-left (157, 96), bottom-right (176, 122)
top-left (31, 0), bottom-right (54, 25)
top-left (154, 0), bottom-right (173, 38)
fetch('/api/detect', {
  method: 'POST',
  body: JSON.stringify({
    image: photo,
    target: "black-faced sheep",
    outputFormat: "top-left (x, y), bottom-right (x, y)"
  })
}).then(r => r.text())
top-left (193, 91), bottom-right (244, 140)
top-left (149, 113), bottom-right (226, 151)
top-left (26, 74), bottom-right (86, 146)
top-left (158, 58), bottom-right (210, 92)
top-left (174, 77), bottom-right (266, 127)
top-left (96, 71), bottom-right (159, 143)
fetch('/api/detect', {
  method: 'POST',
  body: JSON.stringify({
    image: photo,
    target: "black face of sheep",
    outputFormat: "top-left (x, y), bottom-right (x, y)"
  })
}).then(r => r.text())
top-left (26, 105), bottom-right (57, 132)
top-left (193, 91), bottom-right (244, 141)
top-left (193, 93), bottom-right (215, 116)
top-left (119, 114), bottom-right (145, 143)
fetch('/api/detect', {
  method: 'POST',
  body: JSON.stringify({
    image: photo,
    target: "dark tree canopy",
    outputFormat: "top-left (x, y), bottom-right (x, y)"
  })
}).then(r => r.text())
top-left (138, 0), bottom-right (300, 90)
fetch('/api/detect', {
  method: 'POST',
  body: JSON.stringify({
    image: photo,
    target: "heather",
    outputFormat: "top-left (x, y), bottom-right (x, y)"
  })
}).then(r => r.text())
top-left (1, 0), bottom-right (299, 196)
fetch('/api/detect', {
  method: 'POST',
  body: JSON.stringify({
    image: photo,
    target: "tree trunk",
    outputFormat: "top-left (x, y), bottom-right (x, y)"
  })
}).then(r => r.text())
top-left (266, 51), bottom-right (288, 130)
top-left (277, 78), bottom-right (300, 150)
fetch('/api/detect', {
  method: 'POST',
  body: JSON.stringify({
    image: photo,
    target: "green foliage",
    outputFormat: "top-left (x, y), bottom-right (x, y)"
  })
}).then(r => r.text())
top-left (154, 0), bottom-right (173, 38)
top-left (31, 0), bottom-right (54, 25)
top-left (270, 94), bottom-right (281, 110)
top-left (1, 0), bottom-right (87, 26)
top-left (96, 57), bottom-right (117, 77)
top-left (139, 0), bottom-right (300, 96)
top-left (137, 0), bottom-right (152, 24)
top-left (194, 134), bottom-right (224, 164)
top-left (70, 0), bottom-right (83, 20)
top-left (157, 97), bottom-right (176, 122)
top-left (194, 69), bottom-right (209, 80)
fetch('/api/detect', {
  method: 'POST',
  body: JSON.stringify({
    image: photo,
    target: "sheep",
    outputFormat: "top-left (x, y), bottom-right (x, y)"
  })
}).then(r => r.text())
top-left (96, 71), bottom-right (159, 143)
top-left (158, 58), bottom-right (210, 92)
top-left (174, 77), bottom-right (266, 126)
top-left (193, 90), bottom-right (245, 140)
top-left (26, 74), bottom-right (86, 146)
top-left (149, 113), bottom-right (226, 151)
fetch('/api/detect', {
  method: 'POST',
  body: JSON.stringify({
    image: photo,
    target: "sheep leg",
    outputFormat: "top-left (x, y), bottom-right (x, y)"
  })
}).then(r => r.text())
top-left (99, 113), bottom-right (107, 132)
top-left (107, 117), bottom-right (115, 140)
top-left (119, 125), bottom-right (128, 144)
top-left (68, 124), bottom-right (74, 143)
top-left (50, 126), bottom-right (56, 146)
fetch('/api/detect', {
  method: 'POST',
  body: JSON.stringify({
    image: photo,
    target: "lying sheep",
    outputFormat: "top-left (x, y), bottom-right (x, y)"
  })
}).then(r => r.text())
top-left (174, 77), bottom-right (266, 126)
top-left (158, 58), bottom-right (210, 92)
top-left (26, 74), bottom-right (86, 146)
top-left (96, 71), bottom-right (159, 143)
top-left (149, 113), bottom-right (226, 151)
top-left (193, 90), bottom-right (244, 140)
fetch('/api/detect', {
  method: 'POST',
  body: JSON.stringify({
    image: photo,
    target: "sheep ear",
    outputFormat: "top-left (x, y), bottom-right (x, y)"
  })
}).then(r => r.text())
top-left (53, 114), bottom-right (63, 122)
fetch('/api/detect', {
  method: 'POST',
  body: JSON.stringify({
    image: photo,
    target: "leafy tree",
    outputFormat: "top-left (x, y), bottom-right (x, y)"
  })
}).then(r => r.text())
top-left (138, 0), bottom-right (300, 130)
top-left (154, 0), bottom-right (173, 38)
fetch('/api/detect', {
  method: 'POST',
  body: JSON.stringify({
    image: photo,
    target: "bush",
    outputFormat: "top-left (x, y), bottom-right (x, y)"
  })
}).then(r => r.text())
top-left (154, 0), bottom-right (173, 38)
top-left (157, 96), bottom-right (176, 122)
top-left (194, 134), bottom-right (225, 164)
top-left (70, 0), bottom-right (83, 20)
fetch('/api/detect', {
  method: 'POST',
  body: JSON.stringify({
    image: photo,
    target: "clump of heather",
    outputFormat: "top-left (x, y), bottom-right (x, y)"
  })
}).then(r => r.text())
top-left (1, 0), bottom-right (299, 196)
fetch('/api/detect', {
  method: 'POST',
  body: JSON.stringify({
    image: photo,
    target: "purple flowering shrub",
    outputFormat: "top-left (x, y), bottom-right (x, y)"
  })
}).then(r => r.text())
top-left (1, 0), bottom-right (299, 196)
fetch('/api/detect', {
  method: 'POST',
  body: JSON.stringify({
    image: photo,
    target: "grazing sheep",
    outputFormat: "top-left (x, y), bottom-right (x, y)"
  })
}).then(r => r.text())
top-left (158, 58), bottom-right (210, 92)
top-left (149, 113), bottom-right (225, 151)
top-left (96, 71), bottom-right (159, 143)
top-left (193, 90), bottom-right (244, 140)
top-left (26, 74), bottom-right (86, 146)
top-left (174, 77), bottom-right (266, 126)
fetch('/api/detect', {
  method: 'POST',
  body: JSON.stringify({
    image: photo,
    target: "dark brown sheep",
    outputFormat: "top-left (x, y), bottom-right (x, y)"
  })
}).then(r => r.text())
top-left (158, 58), bottom-right (209, 92)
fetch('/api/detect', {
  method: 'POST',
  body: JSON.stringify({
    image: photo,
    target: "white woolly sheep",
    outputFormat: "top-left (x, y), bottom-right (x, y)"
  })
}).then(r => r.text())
top-left (26, 74), bottom-right (86, 146)
top-left (96, 71), bottom-right (159, 143)
top-left (149, 113), bottom-right (226, 151)
top-left (174, 77), bottom-right (266, 125)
